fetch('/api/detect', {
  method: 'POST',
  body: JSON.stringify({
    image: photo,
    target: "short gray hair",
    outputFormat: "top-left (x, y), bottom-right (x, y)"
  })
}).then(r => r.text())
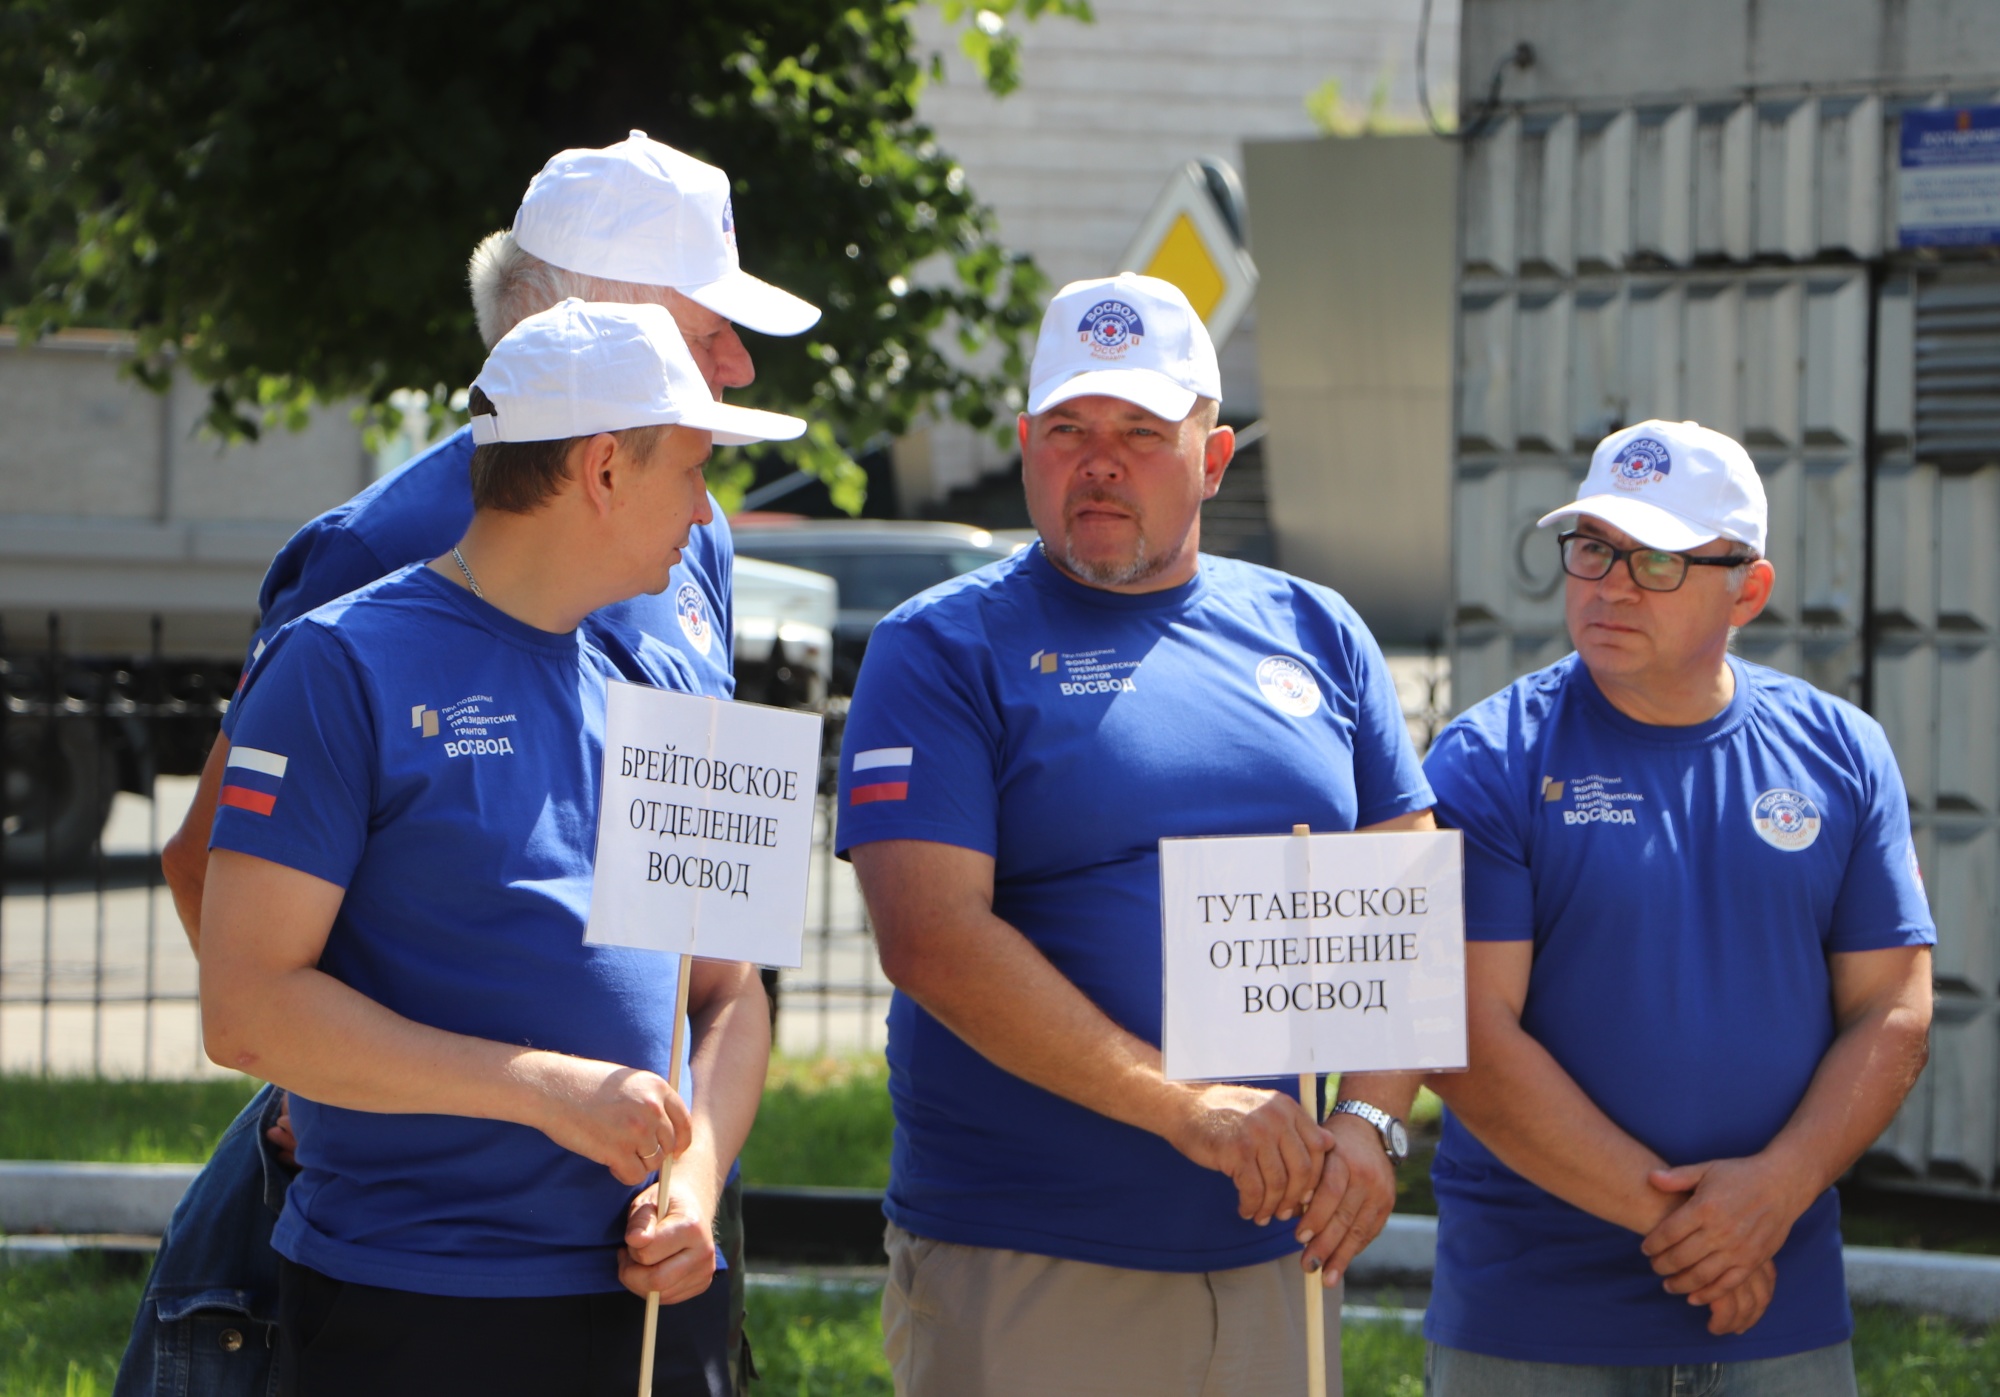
top-left (467, 230), bottom-right (674, 348)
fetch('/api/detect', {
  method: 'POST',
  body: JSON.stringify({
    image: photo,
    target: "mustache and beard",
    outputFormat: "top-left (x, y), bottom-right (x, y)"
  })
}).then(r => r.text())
top-left (1055, 487), bottom-right (1173, 588)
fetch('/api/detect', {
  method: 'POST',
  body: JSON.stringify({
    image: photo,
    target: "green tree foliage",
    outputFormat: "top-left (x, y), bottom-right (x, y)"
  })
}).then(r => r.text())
top-left (0, 0), bottom-right (1088, 510)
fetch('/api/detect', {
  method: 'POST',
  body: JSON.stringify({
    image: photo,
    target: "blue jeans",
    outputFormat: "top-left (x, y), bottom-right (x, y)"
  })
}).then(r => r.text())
top-left (1425, 1340), bottom-right (1859, 1396)
top-left (115, 1083), bottom-right (287, 1397)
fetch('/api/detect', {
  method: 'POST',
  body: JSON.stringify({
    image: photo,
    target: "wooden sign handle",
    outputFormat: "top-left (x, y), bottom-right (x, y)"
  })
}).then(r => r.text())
top-left (637, 953), bottom-right (697, 1397)
top-left (1292, 825), bottom-right (1328, 1397)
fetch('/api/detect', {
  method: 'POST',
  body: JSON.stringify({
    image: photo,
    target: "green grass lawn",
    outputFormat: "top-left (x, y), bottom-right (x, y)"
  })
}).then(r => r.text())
top-left (0, 1254), bottom-right (144, 1396)
top-left (738, 1056), bottom-right (895, 1189)
top-left (0, 1075), bottom-right (261, 1163)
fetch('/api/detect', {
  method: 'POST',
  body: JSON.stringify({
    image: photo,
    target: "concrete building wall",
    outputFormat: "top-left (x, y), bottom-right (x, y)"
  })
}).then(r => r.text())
top-left (0, 331), bottom-right (370, 639)
top-left (1245, 134), bottom-right (1457, 645)
top-left (902, 0), bottom-right (1461, 505)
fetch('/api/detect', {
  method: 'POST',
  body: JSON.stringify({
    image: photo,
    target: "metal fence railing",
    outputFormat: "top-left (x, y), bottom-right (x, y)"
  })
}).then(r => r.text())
top-left (1, 616), bottom-right (232, 1077)
top-left (0, 620), bottom-right (1446, 1078)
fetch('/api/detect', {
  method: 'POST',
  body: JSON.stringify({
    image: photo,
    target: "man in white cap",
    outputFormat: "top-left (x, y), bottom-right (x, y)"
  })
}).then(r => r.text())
top-left (199, 300), bottom-right (803, 1395)
top-left (127, 134), bottom-right (815, 1397)
top-left (1420, 421), bottom-right (1935, 1393)
top-left (835, 273), bottom-right (1435, 1393)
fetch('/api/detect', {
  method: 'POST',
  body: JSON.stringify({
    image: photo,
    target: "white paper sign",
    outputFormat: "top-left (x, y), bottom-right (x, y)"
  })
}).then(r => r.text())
top-left (1160, 829), bottom-right (1466, 1081)
top-left (584, 681), bottom-right (823, 966)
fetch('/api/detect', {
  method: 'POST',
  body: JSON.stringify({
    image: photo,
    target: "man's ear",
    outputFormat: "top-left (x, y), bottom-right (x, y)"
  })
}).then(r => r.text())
top-left (573, 433), bottom-right (622, 515)
top-left (1730, 558), bottom-right (1777, 627)
top-left (1200, 424), bottom-right (1236, 500)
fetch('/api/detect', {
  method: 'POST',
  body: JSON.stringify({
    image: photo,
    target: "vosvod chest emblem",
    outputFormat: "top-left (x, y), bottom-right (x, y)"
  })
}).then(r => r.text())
top-left (1752, 787), bottom-right (1821, 851)
top-left (676, 583), bottom-right (714, 656)
top-left (1256, 656), bottom-right (1321, 717)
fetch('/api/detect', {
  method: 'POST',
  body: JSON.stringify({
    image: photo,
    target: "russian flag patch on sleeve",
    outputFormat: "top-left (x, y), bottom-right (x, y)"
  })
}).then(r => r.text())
top-left (850, 747), bottom-right (912, 805)
top-left (219, 746), bottom-right (288, 816)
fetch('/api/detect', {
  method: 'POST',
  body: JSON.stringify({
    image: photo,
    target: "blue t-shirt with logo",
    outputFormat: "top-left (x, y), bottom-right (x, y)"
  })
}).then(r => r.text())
top-left (212, 565), bottom-right (697, 1298)
top-left (1421, 653), bottom-right (1935, 1364)
top-left (225, 426), bottom-right (733, 721)
top-left (834, 545), bottom-right (1433, 1271)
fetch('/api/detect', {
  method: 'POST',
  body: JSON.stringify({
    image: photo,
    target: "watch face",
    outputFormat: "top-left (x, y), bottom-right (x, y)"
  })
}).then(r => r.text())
top-left (1387, 1119), bottom-right (1410, 1161)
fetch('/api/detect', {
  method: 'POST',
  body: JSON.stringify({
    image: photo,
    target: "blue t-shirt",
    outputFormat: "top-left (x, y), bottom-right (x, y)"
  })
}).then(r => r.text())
top-left (834, 546), bottom-right (1434, 1271)
top-left (213, 565), bottom-right (697, 1298)
top-left (225, 426), bottom-right (734, 723)
top-left (1421, 653), bottom-right (1935, 1365)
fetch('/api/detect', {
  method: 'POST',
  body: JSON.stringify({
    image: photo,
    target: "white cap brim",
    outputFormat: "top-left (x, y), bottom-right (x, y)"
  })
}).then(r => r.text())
top-left (1536, 494), bottom-right (1722, 552)
top-left (1027, 368), bottom-right (1199, 422)
top-left (678, 400), bottom-right (807, 447)
top-left (684, 268), bottom-right (822, 337)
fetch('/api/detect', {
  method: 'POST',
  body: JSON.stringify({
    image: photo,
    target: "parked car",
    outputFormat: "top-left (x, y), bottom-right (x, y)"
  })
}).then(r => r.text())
top-left (731, 519), bottom-right (1024, 693)
top-left (730, 555), bottom-right (836, 711)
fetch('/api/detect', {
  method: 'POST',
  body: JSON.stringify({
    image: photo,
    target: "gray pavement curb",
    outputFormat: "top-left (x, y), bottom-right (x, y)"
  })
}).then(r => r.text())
top-left (0, 1161), bottom-right (199, 1237)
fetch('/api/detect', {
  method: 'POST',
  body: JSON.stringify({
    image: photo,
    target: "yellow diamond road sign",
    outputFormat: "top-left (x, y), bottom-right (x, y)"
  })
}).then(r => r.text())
top-left (1118, 161), bottom-right (1259, 347)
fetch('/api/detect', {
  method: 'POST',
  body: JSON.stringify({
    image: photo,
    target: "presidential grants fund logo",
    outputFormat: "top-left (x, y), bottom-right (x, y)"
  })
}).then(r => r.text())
top-left (1078, 300), bottom-right (1144, 360)
top-left (1033, 646), bottom-right (1138, 697)
top-left (417, 694), bottom-right (520, 759)
top-left (675, 582), bottom-right (714, 656)
top-left (1549, 773), bottom-right (1644, 826)
top-left (1752, 788), bottom-right (1822, 851)
top-left (1610, 436), bottom-right (1673, 491)
top-left (1255, 656), bottom-right (1322, 718)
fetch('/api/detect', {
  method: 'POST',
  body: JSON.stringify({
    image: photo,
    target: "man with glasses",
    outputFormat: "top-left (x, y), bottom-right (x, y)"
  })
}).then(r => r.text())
top-left (1418, 420), bottom-right (1935, 1394)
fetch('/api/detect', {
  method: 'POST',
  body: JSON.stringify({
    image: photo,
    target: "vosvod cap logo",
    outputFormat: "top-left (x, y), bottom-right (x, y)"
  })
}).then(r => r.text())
top-left (1079, 300), bottom-right (1144, 359)
top-left (1609, 436), bottom-right (1672, 491)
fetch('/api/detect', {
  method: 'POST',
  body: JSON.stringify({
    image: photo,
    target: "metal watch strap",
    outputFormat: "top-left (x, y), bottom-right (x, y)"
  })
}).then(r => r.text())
top-left (1329, 1099), bottom-right (1408, 1163)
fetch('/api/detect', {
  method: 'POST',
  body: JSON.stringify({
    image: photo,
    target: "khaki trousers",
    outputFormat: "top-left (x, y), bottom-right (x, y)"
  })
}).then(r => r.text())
top-left (882, 1222), bottom-right (1344, 1397)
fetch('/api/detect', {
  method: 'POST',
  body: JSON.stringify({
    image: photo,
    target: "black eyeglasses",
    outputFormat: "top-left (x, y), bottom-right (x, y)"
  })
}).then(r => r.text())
top-left (1557, 531), bottom-right (1757, 593)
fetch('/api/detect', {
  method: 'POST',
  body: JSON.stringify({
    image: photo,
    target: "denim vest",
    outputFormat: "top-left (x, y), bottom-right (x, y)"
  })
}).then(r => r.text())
top-left (114, 1084), bottom-right (285, 1397)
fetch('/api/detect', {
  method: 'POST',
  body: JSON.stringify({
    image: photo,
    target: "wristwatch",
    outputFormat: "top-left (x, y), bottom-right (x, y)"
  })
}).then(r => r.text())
top-left (1329, 1099), bottom-right (1409, 1164)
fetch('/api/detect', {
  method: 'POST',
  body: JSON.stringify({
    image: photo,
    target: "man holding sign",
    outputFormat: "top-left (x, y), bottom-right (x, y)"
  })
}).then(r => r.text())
top-left (199, 300), bottom-right (803, 1395)
top-left (1422, 422), bottom-right (1935, 1393)
top-left (839, 273), bottom-right (1435, 1394)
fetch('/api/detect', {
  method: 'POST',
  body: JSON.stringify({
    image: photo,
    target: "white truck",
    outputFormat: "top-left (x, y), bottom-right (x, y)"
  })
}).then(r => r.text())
top-left (0, 330), bottom-right (833, 870)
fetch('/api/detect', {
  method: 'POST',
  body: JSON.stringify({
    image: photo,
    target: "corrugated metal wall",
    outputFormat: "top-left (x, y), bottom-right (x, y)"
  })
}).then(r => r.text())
top-left (1451, 93), bottom-right (1884, 717)
top-left (1872, 269), bottom-right (2000, 1187)
top-left (1451, 87), bottom-right (2000, 1193)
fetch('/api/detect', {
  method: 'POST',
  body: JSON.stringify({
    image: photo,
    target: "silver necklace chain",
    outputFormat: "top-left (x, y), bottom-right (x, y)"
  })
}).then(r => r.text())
top-left (450, 545), bottom-right (485, 599)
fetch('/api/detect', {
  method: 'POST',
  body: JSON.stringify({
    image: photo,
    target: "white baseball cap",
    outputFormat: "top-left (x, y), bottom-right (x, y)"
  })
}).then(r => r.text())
top-left (469, 299), bottom-right (806, 447)
top-left (1537, 420), bottom-right (1768, 555)
top-left (1026, 273), bottom-right (1221, 422)
top-left (512, 131), bottom-right (822, 338)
